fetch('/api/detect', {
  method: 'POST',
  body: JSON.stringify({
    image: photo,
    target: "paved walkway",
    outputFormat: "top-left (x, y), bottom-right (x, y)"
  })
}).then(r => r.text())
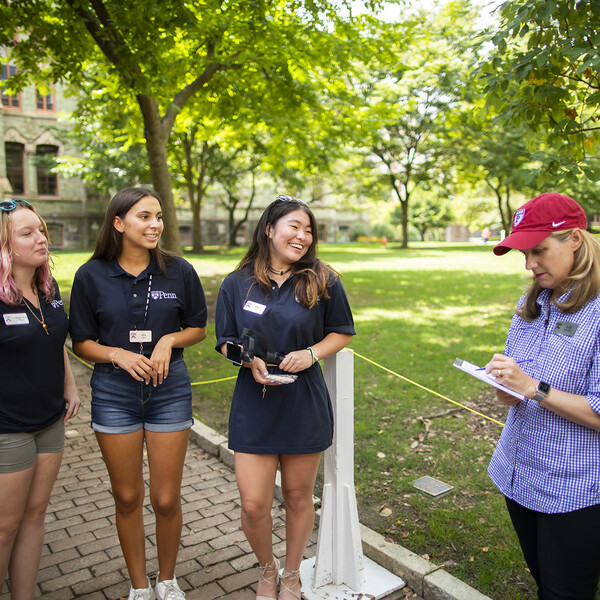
top-left (2, 354), bottom-right (423, 600)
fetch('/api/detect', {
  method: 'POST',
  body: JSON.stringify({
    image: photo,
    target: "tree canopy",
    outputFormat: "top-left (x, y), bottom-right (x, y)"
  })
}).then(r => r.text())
top-left (1, 0), bottom-right (381, 251)
top-left (478, 0), bottom-right (600, 183)
top-left (346, 0), bottom-right (485, 246)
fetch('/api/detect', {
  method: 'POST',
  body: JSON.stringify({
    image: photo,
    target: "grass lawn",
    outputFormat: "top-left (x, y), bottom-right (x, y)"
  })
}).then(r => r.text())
top-left (54, 242), bottom-right (533, 600)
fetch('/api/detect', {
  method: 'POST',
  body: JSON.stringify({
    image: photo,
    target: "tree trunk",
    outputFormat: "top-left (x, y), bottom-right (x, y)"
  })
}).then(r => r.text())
top-left (229, 173), bottom-right (257, 247)
top-left (503, 184), bottom-right (513, 231)
top-left (488, 180), bottom-right (510, 233)
top-left (192, 201), bottom-right (203, 252)
top-left (401, 199), bottom-right (409, 249)
top-left (228, 206), bottom-right (236, 249)
top-left (138, 94), bottom-right (182, 254)
top-left (389, 174), bottom-right (410, 249)
top-left (191, 175), bottom-right (205, 253)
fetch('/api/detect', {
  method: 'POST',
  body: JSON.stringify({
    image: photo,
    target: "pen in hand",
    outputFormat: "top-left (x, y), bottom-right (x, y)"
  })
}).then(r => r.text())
top-left (476, 358), bottom-right (533, 371)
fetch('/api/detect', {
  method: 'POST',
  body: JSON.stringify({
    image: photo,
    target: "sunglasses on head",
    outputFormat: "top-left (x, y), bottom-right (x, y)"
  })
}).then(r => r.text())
top-left (276, 194), bottom-right (308, 206)
top-left (0, 199), bottom-right (30, 212)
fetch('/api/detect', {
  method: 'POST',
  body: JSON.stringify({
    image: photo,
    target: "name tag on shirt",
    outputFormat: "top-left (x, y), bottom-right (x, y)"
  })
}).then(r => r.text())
top-left (130, 330), bottom-right (152, 343)
top-left (3, 313), bottom-right (29, 326)
top-left (553, 321), bottom-right (579, 337)
top-left (243, 300), bottom-right (266, 315)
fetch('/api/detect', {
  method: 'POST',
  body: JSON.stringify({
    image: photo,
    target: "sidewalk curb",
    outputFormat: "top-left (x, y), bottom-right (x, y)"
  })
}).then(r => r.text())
top-left (189, 421), bottom-right (493, 600)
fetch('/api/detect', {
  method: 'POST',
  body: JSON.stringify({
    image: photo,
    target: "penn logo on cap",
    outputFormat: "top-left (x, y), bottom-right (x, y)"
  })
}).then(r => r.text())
top-left (513, 209), bottom-right (526, 228)
top-left (494, 192), bottom-right (587, 255)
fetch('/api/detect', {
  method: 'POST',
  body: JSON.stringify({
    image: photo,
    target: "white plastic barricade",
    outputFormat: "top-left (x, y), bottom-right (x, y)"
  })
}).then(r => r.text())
top-left (300, 349), bottom-right (405, 600)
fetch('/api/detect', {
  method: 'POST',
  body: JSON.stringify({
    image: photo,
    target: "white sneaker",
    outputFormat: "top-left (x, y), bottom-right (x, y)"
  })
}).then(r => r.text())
top-left (127, 578), bottom-right (156, 600)
top-left (155, 575), bottom-right (186, 600)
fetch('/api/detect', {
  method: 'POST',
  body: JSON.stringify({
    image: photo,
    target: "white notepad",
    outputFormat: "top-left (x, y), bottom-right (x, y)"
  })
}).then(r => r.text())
top-left (453, 358), bottom-right (524, 400)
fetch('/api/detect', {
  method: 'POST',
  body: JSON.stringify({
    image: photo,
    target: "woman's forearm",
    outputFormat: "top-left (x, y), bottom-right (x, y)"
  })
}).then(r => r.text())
top-left (537, 387), bottom-right (600, 432)
top-left (310, 332), bottom-right (353, 361)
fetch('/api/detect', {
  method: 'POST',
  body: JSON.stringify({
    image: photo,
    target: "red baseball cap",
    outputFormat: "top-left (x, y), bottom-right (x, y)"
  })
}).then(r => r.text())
top-left (493, 193), bottom-right (587, 256)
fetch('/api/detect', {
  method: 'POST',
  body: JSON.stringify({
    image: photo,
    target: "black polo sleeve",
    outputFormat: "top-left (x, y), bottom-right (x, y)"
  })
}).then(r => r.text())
top-left (179, 259), bottom-right (208, 329)
top-left (69, 263), bottom-right (101, 342)
top-left (324, 275), bottom-right (355, 336)
top-left (215, 274), bottom-right (240, 352)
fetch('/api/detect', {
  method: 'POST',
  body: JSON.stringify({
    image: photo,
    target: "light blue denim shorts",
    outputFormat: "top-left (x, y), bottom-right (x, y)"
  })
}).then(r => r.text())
top-left (90, 358), bottom-right (194, 434)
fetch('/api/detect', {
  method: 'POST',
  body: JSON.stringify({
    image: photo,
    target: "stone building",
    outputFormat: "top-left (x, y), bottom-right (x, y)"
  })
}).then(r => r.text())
top-left (1, 55), bottom-right (105, 249)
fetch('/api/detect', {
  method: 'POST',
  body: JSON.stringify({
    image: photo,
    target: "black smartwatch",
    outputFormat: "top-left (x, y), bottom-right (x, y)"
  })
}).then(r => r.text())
top-left (531, 381), bottom-right (551, 403)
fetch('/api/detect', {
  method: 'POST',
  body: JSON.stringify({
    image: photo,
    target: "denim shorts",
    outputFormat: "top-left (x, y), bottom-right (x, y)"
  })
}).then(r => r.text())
top-left (0, 418), bottom-right (65, 473)
top-left (90, 358), bottom-right (194, 434)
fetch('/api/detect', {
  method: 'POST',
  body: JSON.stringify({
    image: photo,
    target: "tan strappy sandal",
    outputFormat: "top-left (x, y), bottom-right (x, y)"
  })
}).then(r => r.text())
top-left (256, 556), bottom-right (280, 600)
top-left (278, 568), bottom-right (301, 600)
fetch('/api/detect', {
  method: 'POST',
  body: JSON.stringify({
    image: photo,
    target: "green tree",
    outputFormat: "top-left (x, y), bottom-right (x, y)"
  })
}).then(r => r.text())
top-left (1, 0), bottom-right (375, 252)
top-left (170, 132), bottom-right (218, 254)
top-left (220, 169), bottom-right (261, 249)
top-left (448, 103), bottom-right (538, 231)
top-left (396, 193), bottom-right (452, 241)
top-left (350, 0), bottom-right (485, 248)
top-left (478, 0), bottom-right (600, 183)
top-left (57, 109), bottom-right (150, 193)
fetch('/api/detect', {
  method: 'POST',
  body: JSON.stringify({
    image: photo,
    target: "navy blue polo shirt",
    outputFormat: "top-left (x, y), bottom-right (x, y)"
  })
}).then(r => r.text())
top-left (69, 256), bottom-right (207, 364)
top-left (215, 268), bottom-right (355, 454)
top-left (0, 282), bottom-right (68, 433)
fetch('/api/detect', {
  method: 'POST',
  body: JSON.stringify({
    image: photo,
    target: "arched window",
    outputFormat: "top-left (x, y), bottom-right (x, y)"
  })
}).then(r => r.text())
top-left (5, 142), bottom-right (25, 194)
top-left (36, 144), bottom-right (58, 196)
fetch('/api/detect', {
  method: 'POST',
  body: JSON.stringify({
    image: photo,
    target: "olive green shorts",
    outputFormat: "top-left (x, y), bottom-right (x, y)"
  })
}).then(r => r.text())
top-left (0, 418), bottom-right (65, 473)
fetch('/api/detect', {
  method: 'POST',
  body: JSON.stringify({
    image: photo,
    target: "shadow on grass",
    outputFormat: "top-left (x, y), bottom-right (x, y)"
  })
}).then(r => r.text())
top-left (56, 248), bottom-right (531, 600)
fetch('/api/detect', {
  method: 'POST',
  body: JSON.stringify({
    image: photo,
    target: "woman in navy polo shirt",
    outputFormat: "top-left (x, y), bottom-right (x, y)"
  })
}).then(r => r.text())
top-left (0, 200), bottom-right (80, 598)
top-left (486, 193), bottom-right (600, 599)
top-left (69, 187), bottom-right (207, 600)
top-left (215, 195), bottom-right (355, 600)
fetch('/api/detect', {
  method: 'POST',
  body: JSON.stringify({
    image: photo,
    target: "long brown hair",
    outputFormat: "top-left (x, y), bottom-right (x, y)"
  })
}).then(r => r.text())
top-left (518, 229), bottom-right (600, 320)
top-left (90, 187), bottom-right (174, 275)
top-left (237, 196), bottom-right (336, 308)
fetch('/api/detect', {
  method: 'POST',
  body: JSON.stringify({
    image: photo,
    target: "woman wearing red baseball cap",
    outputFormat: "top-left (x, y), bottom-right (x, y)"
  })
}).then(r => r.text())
top-left (485, 192), bottom-right (600, 599)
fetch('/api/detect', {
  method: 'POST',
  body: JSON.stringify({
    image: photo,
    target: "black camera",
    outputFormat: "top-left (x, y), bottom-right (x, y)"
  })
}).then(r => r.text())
top-left (225, 328), bottom-right (285, 366)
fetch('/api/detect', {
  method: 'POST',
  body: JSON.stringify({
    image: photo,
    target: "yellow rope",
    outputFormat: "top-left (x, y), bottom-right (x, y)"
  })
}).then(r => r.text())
top-left (66, 345), bottom-right (236, 385)
top-left (67, 344), bottom-right (503, 426)
top-left (66, 346), bottom-right (94, 369)
top-left (347, 348), bottom-right (505, 428)
top-left (191, 376), bottom-right (237, 385)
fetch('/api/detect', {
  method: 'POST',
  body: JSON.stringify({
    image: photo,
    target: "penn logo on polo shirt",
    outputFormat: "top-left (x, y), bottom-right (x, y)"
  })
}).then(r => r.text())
top-left (151, 291), bottom-right (177, 300)
top-left (50, 299), bottom-right (63, 308)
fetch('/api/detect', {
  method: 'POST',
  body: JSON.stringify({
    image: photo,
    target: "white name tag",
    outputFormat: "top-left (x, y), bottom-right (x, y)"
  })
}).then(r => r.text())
top-left (4, 313), bottom-right (29, 326)
top-left (243, 300), bottom-right (266, 315)
top-left (129, 330), bottom-right (152, 343)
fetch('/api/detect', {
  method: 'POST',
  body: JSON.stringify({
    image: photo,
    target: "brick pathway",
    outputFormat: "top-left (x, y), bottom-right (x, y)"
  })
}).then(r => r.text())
top-left (0, 355), bottom-right (316, 600)
top-left (2, 354), bottom-right (423, 600)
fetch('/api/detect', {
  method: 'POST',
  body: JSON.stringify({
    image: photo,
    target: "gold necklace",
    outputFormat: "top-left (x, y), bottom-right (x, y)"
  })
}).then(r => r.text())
top-left (22, 294), bottom-right (49, 335)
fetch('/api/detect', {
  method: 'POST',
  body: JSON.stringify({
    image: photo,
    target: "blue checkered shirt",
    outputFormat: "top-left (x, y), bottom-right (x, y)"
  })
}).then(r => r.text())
top-left (488, 288), bottom-right (600, 513)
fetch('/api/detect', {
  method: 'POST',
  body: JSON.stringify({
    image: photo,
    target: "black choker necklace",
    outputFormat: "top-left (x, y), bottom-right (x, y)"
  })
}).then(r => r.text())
top-left (268, 265), bottom-right (292, 276)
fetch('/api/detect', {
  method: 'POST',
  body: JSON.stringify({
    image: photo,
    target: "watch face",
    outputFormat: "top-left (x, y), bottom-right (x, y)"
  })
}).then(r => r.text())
top-left (538, 381), bottom-right (551, 394)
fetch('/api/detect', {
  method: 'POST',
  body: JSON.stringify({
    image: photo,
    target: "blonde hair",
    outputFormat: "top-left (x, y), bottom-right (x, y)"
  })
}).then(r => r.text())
top-left (0, 204), bottom-right (55, 305)
top-left (518, 229), bottom-right (600, 321)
